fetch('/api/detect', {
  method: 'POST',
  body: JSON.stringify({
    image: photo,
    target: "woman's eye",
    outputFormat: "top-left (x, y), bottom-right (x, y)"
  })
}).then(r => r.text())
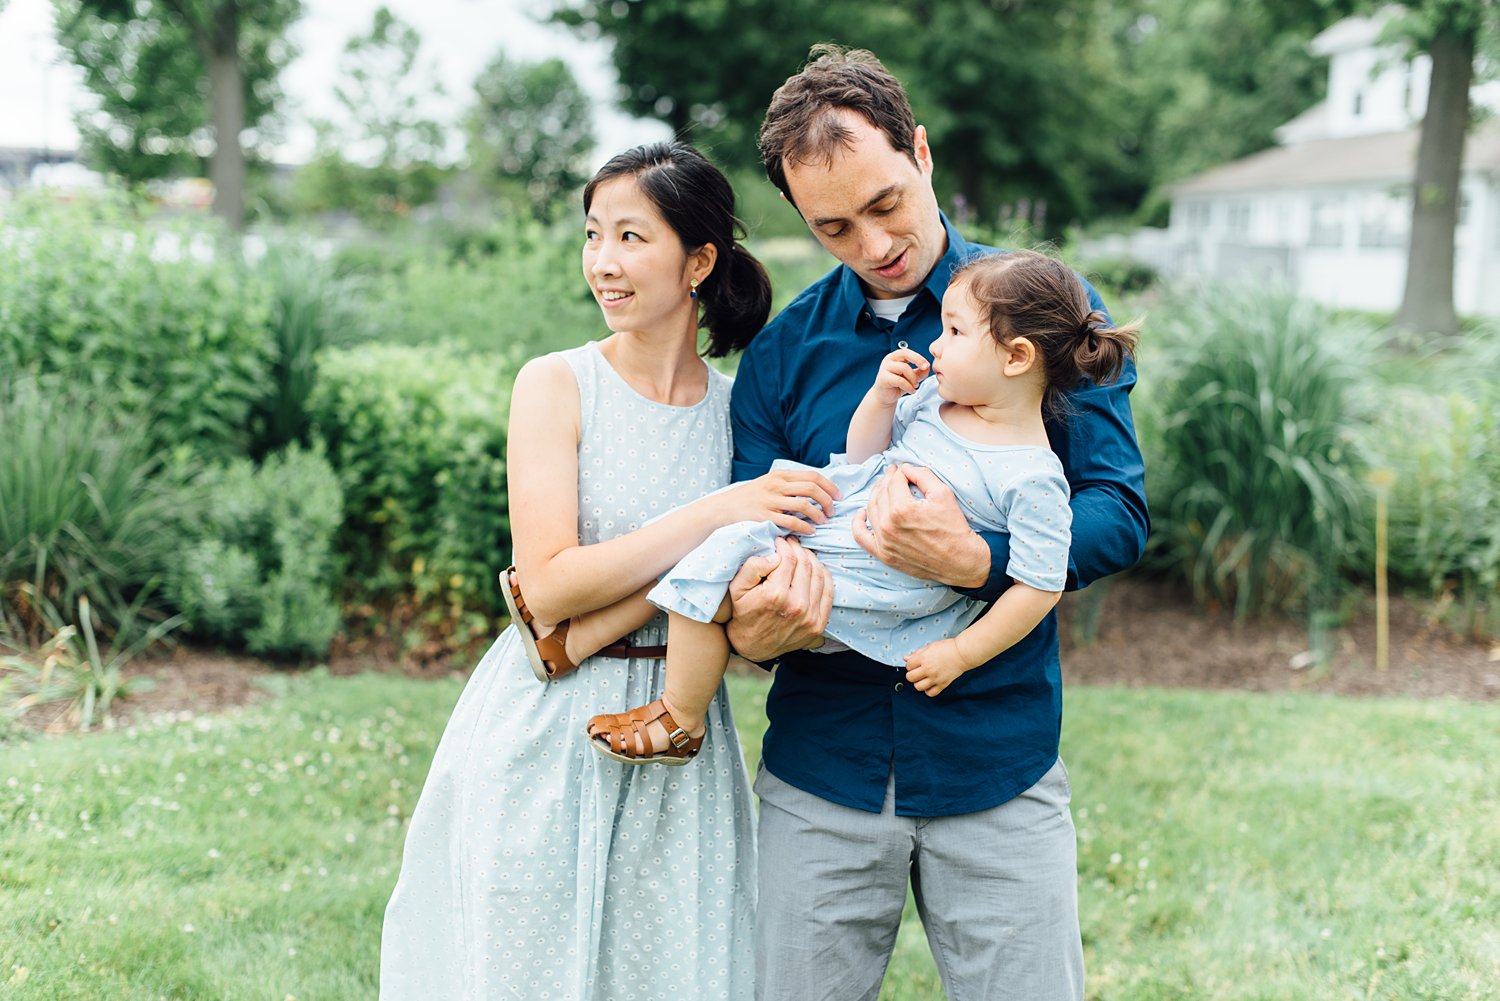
top-left (623, 231), bottom-right (642, 242)
top-left (584, 228), bottom-right (599, 240)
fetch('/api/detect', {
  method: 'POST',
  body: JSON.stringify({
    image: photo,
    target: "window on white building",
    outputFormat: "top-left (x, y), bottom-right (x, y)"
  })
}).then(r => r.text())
top-left (1309, 199), bottom-right (1345, 248)
top-left (1226, 200), bottom-right (1251, 236)
top-left (1359, 191), bottom-right (1408, 249)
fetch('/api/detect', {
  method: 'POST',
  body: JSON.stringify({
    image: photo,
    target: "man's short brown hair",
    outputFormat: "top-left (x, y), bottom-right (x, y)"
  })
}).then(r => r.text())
top-left (758, 45), bottom-right (917, 206)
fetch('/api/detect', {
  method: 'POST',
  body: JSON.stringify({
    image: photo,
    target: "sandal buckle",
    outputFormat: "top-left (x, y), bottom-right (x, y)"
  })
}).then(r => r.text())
top-left (667, 727), bottom-right (690, 749)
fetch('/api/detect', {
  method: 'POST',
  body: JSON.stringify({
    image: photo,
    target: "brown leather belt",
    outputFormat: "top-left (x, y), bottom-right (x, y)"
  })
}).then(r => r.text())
top-left (597, 642), bottom-right (667, 659)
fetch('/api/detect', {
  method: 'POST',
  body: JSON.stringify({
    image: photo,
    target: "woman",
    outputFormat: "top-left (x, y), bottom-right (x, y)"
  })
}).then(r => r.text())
top-left (379, 142), bottom-right (838, 1000)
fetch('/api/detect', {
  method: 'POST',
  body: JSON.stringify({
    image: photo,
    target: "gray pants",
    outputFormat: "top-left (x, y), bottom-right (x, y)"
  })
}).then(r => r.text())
top-left (754, 759), bottom-right (1083, 1001)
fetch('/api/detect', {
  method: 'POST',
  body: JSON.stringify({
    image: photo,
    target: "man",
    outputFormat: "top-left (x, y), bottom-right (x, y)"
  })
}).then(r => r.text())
top-left (722, 46), bottom-right (1149, 1001)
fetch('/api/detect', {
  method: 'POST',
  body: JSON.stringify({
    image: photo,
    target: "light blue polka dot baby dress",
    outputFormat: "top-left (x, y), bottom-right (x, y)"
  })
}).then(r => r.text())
top-left (381, 341), bottom-right (756, 1000)
top-left (649, 378), bottom-right (1071, 666)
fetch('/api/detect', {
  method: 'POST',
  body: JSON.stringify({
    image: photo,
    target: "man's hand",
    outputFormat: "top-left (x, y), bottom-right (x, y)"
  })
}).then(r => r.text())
top-left (725, 536), bottom-right (833, 663)
top-left (853, 464), bottom-right (991, 588)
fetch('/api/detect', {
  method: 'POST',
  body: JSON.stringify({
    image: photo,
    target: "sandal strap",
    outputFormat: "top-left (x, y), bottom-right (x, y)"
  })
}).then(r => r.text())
top-left (504, 566), bottom-right (579, 679)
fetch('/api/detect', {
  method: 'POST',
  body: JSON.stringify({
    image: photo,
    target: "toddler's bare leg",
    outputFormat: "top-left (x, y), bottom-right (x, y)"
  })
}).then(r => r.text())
top-left (560, 582), bottom-right (658, 664)
top-left (660, 608), bottom-right (733, 738)
top-left (511, 570), bottom-right (656, 665)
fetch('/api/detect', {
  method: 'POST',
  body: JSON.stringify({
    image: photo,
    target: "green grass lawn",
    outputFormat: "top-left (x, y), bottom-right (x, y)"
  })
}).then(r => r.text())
top-left (2, 670), bottom-right (1496, 1000)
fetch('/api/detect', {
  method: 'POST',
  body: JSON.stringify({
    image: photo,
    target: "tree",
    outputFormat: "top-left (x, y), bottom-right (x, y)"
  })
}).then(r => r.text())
top-left (56, 0), bottom-right (303, 229)
top-left (1115, 0), bottom-right (1345, 223)
top-left (465, 54), bottom-right (595, 219)
top-left (1387, 1), bottom-right (1495, 337)
top-left (292, 6), bottom-right (447, 220)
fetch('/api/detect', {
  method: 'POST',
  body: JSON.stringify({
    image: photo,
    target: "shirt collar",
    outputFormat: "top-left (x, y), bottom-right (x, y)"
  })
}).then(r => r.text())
top-left (835, 212), bottom-right (974, 325)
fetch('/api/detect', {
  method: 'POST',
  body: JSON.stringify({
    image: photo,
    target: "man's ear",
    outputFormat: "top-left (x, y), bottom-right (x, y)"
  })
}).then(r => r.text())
top-left (913, 124), bottom-right (933, 175)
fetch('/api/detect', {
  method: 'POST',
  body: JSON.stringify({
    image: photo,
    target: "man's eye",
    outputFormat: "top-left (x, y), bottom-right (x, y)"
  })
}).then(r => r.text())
top-left (874, 200), bottom-right (899, 215)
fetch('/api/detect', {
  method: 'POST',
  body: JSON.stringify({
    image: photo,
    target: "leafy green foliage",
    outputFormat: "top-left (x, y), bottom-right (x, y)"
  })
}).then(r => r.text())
top-left (337, 219), bottom-right (600, 358)
top-left (57, 0), bottom-right (304, 226)
top-left (0, 594), bottom-right (178, 731)
top-left (290, 6), bottom-right (447, 221)
top-left (551, 0), bottom-right (1344, 228)
top-left (465, 54), bottom-right (595, 220)
top-left (1140, 288), bottom-right (1371, 618)
top-left (1359, 378), bottom-right (1500, 640)
top-left (165, 446), bottom-right (344, 658)
top-left (308, 344), bottom-right (513, 650)
top-left (246, 243), bottom-right (367, 459)
top-left (0, 376), bottom-right (189, 648)
top-left (0, 195), bottom-right (274, 462)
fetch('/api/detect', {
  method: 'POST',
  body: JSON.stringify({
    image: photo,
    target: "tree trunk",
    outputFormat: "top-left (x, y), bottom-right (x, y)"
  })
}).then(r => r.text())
top-left (206, 11), bottom-right (245, 231)
top-left (1394, 25), bottom-right (1475, 338)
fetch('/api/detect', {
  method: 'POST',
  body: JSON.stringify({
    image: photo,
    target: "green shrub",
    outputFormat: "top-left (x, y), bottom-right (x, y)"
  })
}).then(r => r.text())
top-left (165, 445), bottom-right (344, 658)
top-left (340, 218), bottom-right (598, 360)
top-left (1140, 288), bottom-right (1370, 618)
top-left (1082, 256), bottom-right (1160, 295)
top-left (0, 376), bottom-right (188, 646)
top-left (246, 243), bottom-right (367, 460)
top-left (1359, 385), bottom-right (1500, 639)
top-left (0, 195), bottom-right (274, 463)
top-left (309, 343), bottom-right (511, 650)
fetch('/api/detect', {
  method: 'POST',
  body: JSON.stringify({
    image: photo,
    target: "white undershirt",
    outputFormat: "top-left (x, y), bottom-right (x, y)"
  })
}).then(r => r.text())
top-left (866, 293), bottom-right (917, 324)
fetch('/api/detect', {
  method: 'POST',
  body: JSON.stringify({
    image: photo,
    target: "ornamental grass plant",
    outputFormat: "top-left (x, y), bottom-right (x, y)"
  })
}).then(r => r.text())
top-left (0, 377), bottom-right (189, 648)
top-left (1140, 287), bottom-right (1371, 619)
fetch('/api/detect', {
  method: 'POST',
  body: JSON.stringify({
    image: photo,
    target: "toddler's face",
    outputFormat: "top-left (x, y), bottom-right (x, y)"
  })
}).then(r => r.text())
top-left (931, 282), bottom-right (1006, 406)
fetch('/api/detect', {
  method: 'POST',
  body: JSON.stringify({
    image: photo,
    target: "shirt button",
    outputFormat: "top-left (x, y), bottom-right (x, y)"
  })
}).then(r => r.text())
top-left (897, 340), bottom-right (908, 350)
top-left (893, 682), bottom-right (904, 692)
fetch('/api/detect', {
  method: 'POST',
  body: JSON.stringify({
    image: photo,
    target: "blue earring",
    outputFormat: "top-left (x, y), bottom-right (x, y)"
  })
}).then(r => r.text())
top-left (689, 279), bottom-right (699, 300)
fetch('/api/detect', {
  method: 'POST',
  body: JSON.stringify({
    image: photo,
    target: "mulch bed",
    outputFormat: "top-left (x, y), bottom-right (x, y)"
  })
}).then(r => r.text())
top-left (13, 575), bottom-right (1496, 733)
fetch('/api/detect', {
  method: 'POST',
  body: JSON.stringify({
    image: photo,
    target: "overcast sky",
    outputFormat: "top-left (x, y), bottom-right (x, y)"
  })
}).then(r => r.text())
top-left (0, 0), bottom-right (669, 167)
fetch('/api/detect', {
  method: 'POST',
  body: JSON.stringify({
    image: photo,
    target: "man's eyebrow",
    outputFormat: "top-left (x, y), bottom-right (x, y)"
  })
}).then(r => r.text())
top-left (809, 185), bottom-right (899, 229)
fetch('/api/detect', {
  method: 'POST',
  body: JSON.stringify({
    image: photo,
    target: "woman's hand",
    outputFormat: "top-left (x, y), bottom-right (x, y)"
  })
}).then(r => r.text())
top-left (868, 348), bottom-right (930, 406)
top-left (712, 469), bottom-right (840, 535)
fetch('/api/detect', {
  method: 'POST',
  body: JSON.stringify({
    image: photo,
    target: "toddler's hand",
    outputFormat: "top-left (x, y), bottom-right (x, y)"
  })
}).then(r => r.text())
top-left (903, 638), bottom-right (971, 697)
top-left (870, 348), bottom-right (930, 405)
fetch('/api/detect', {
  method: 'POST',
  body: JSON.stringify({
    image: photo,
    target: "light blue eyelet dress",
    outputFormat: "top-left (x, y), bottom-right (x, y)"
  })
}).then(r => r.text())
top-left (380, 341), bottom-right (756, 1001)
top-left (649, 377), bottom-right (1072, 667)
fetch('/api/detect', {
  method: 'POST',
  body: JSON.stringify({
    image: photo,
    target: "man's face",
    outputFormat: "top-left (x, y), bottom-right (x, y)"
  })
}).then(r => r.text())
top-left (783, 112), bottom-right (948, 300)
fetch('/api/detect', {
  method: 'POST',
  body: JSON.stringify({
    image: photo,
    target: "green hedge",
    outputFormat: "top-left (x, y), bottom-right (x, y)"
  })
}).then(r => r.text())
top-left (0, 196), bottom-right (274, 463)
top-left (165, 445), bottom-right (344, 658)
top-left (309, 343), bottom-right (512, 649)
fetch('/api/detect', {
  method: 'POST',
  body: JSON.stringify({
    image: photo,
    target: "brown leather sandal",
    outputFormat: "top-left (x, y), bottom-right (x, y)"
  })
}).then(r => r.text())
top-left (586, 699), bottom-right (704, 766)
top-left (500, 566), bottom-right (579, 682)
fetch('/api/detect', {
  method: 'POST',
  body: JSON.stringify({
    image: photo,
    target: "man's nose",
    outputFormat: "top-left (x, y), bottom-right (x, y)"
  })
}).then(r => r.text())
top-left (859, 224), bottom-right (895, 264)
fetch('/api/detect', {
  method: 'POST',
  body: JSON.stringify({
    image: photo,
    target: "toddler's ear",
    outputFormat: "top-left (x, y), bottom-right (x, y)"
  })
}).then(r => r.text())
top-left (1003, 336), bottom-right (1038, 377)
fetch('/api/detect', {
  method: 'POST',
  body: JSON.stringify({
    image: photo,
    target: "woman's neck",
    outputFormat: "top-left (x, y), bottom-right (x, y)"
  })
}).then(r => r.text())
top-left (597, 320), bottom-right (707, 407)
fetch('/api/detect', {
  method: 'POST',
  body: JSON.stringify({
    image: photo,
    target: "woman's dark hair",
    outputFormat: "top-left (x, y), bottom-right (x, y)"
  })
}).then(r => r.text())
top-left (582, 141), bottom-right (771, 357)
top-left (759, 45), bottom-right (917, 207)
top-left (951, 250), bottom-right (1141, 399)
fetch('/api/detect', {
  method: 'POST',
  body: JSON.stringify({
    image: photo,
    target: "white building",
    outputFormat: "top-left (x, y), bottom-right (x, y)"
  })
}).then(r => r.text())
top-left (1120, 12), bottom-right (1500, 315)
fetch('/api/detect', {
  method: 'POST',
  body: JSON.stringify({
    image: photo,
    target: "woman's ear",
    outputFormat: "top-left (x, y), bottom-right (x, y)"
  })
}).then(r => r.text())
top-left (1003, 336), bottom-right (1038, 377)
top-left (689, 242), bottom-right (719, 286)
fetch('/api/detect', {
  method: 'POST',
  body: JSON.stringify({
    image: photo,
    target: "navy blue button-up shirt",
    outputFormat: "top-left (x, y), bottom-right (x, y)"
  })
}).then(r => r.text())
top-left (730, 216), bottom-right (1149, 816)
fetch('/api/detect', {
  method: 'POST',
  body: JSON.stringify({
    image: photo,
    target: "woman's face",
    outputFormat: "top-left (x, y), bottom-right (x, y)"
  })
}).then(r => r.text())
top-left (582, 176), bottom-right (706, 337)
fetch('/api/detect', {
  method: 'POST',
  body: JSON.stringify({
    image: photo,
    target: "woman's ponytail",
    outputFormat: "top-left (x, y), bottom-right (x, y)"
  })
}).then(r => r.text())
top-left (701, 242), bottom-right (772, 358)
